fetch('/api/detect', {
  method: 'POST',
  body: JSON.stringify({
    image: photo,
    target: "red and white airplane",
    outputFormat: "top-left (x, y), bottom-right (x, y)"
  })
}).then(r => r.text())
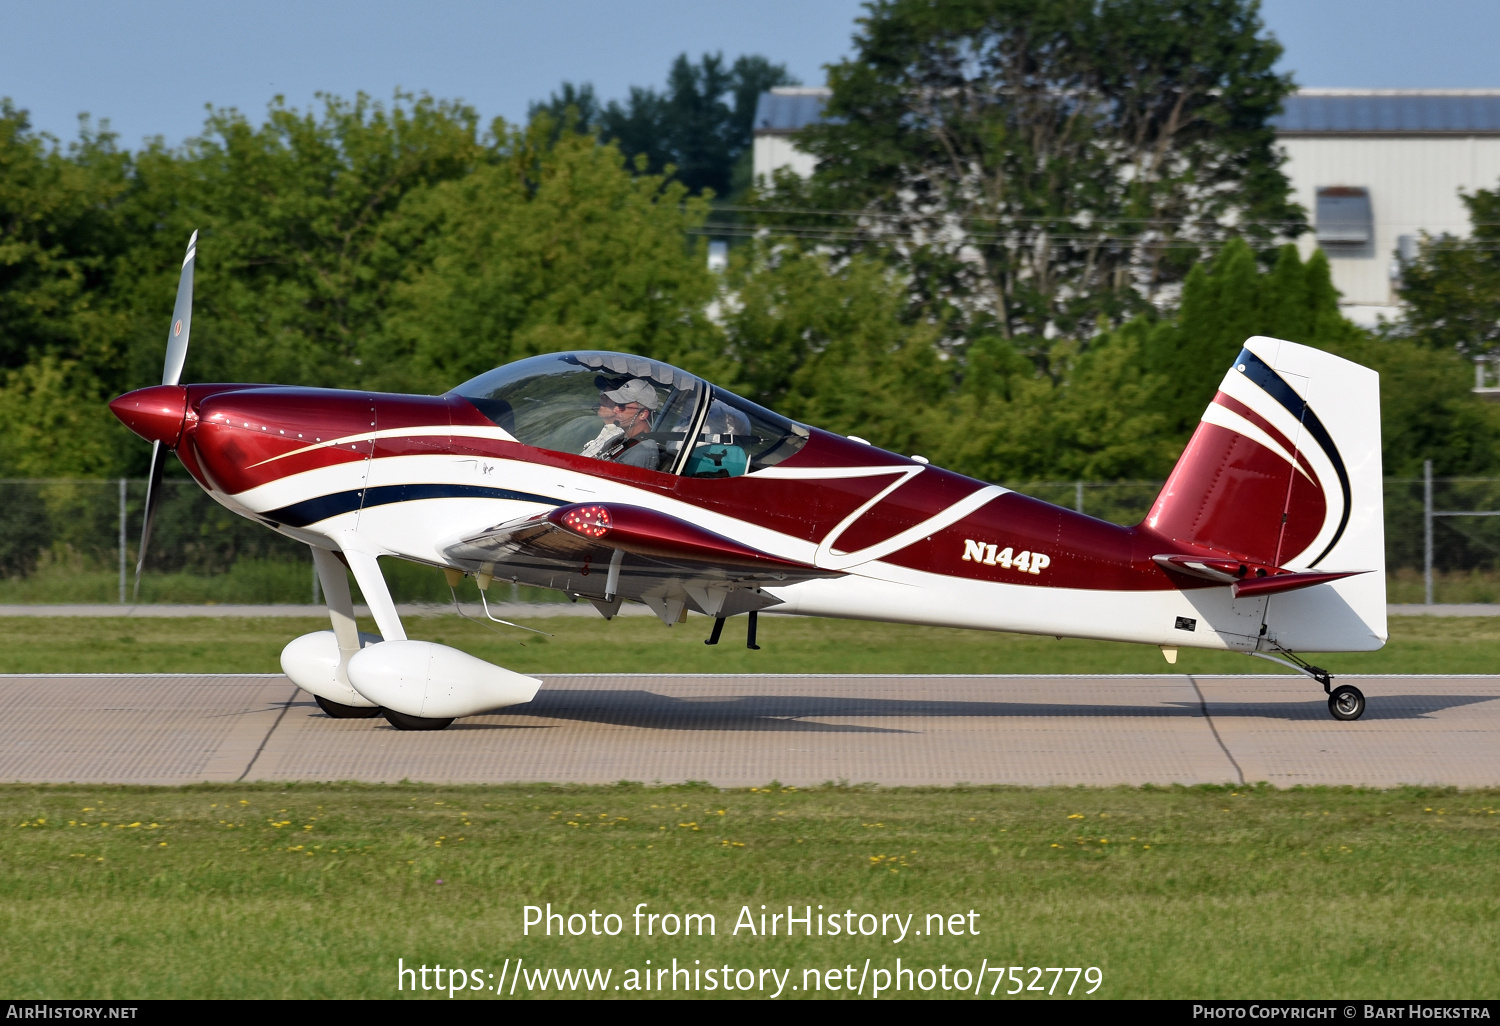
top-left (111, 234), bottom-right (1385, 729)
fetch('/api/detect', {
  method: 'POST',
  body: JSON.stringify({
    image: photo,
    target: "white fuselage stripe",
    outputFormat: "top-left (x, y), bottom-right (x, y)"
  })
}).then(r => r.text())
top-left (1200, 403), bottom-right (1314, 483)
top-left (245, 424), bottom-right (519, 470)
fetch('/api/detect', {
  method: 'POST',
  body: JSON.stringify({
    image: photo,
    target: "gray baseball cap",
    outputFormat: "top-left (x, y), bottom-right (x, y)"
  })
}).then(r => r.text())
top-left (602, 378), bottom-right (660, 410)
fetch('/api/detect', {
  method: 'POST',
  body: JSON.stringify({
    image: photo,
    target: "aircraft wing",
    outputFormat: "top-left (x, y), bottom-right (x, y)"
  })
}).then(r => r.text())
top-left (441, 502), bottom-right (841, 620)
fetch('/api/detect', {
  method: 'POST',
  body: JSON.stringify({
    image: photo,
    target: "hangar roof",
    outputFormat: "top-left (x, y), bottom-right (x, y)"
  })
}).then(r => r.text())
top-left (753, 88), bottom-right (1500, 138)
top-left (753, 88), bottom-right (831, 135)
top-left (1273, 90), bottom-right (1500, 135)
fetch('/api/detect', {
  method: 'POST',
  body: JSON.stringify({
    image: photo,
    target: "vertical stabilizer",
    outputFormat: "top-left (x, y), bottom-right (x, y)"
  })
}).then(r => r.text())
top-left (1143, 336), bottom-right (1386, 650)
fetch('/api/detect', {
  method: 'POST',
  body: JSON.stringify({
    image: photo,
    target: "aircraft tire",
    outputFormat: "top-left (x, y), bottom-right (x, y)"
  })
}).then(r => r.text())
top-left (1327, 684), bottom-right (1365, 721)
top-left (382, 708), bottom-right (455, 731)
top-left (314, 695), bottom-right (381, 719)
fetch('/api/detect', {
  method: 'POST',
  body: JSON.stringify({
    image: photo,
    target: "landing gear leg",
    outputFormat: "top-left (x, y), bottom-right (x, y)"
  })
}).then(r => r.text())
top-left (1249, 649), bottom-right (1364, 721)
top-left (704, 617), bottom-right (725, 646)
top-left (308, 544), bottom-right (381, 716)
top-left (704, 613), bottom-right (764, 650)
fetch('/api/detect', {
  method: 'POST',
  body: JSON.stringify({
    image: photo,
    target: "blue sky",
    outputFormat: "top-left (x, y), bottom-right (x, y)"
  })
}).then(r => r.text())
top-left (3, 0), bottom-right (1499, 148)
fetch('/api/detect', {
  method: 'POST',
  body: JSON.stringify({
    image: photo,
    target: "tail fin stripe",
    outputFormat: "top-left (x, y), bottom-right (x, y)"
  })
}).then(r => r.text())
top-left (1211, 392), bottom-right (1317, 481)
top-left (1235, 348), bottom-right (1351, 565)
top-left (1203, 400), bottom-right (1314, 484)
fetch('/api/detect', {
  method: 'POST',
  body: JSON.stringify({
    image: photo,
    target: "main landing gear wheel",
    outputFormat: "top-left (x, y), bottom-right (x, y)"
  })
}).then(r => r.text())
top-left (382, 708), bottom-right (455, 731)
top-left (1328, 684), bottom-right (1365, 721)
top-left (315, 695), bottom-right (381, 719)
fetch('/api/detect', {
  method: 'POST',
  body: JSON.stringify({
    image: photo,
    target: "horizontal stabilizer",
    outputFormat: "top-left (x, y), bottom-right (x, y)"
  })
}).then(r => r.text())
top-left (1154, 553), bottom-right (1365, 598)
top-left (1230, 569), bottom-right (1366, 599)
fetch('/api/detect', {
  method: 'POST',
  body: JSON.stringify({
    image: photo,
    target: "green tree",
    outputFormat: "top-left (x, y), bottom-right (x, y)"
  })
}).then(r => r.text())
top-left (536, 53), bottom-right (797, 198)
top-left (0, 100), bottom-right (135, 476)
top-left (1379, 182), bottom-right (1500, 480)
top-left (713, 241), bottom-right (945, 455)
top-left (0, 357), bottom-right (119, 476)
top-left (781, 0), bottom-right (1300, 361)
top-left (1142, 239), bottom-right (1354, 433)
top-left (527, 82), bottom-right (604, 143)
top-left (0, 100), bottom-right (131, 372)
top-left (107, 91), bottom-right (484, 397)
top-left (711, 238), bottom-right (1175, 483)
top-left (1129, 235), bottom-right (1500, 479)
top-left (16, 72), bottom-right (1492, 497)
top-left (1397, 186), bottom-right (1500, 357)
top-left (1330, 333), bottom-right (1500, 478)
top-left (367, 117), bottom-right (717, 394)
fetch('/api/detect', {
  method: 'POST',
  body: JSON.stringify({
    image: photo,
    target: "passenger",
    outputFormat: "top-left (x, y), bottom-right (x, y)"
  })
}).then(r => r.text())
top-left (701, 400), bottom-right (751, 447)
top-left (581, 378), bottom-right (661, 469)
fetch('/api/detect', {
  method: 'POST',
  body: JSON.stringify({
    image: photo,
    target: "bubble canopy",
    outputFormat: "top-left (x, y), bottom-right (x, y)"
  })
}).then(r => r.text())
top-left (448, 351), bottom-right (808, 477)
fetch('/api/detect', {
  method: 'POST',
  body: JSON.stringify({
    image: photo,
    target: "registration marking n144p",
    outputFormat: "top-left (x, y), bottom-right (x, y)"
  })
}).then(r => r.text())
top-left (962, 540), bottom-right (1051, 574)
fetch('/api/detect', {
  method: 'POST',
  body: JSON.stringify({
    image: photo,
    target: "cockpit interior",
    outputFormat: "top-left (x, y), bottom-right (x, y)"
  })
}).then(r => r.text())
top-left (450, 351), bottom-right (809, 477)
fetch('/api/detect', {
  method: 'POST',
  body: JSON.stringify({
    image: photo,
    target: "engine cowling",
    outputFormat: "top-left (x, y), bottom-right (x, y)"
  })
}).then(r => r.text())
top-left (280, 630), bottom-right (383, 708)
top-left (346, 640), bottom-right (541, 719)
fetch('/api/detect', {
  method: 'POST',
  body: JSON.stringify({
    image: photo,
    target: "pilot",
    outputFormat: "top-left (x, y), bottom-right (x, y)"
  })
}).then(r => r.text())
top-left (581, 378), bottom-right (661, 469)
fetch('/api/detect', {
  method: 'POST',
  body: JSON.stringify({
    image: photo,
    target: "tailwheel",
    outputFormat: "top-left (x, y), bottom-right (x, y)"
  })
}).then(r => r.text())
top-left (382, 708), bottom-right (455, 731)
top-left (1250, 650), bottom-right (1363, 720)
top-left (315, 695), bottom-right (381, 719)
top-left (1328, 684), bottom-right (1365, 721)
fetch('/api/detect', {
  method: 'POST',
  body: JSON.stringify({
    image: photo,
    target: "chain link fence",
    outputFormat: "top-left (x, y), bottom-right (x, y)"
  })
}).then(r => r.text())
top-left (0, 475), bottom-right (1494, 605)
top-left (0, 478), bottom-right (476, 605)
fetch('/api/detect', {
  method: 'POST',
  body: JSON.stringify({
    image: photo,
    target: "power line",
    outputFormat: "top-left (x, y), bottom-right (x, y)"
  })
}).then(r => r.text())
top-left (688, 222), bottom-right (1286, 250)
top-left (708, 202), bottom-right (1311, 231)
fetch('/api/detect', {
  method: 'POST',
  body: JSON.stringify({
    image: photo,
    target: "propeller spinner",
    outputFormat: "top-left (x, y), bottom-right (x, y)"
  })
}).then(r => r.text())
top-left (112, 231), bottom-right (197, 603)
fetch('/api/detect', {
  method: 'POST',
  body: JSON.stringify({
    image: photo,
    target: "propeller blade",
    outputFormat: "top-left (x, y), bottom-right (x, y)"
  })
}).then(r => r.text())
top-left (131, 440), bottom-right (167, 604)
top-left (161, 230), bottom-right (197, 386)
top-left (129, 230), bottom-right (197, 603)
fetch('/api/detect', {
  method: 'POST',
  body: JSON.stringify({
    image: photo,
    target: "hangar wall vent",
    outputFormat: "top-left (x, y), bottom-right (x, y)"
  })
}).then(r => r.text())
top-left (1315, 186), bottom-right (1374, 246)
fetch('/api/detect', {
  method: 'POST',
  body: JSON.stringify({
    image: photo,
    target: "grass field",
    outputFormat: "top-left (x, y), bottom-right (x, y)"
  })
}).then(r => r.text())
top-left (2, 783), bottom-right (1496, 999)
top-left (1, 613), bottom-right (1497, 675)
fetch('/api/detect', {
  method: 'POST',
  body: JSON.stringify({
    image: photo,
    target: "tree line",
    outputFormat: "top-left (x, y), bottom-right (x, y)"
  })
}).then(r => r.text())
top-left (0, 0), bottom-right (1497, 493)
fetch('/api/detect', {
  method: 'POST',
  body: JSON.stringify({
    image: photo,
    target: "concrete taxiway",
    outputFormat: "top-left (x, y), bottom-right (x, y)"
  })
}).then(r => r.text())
top-left (2, 673), bottom-right (1498, 788)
